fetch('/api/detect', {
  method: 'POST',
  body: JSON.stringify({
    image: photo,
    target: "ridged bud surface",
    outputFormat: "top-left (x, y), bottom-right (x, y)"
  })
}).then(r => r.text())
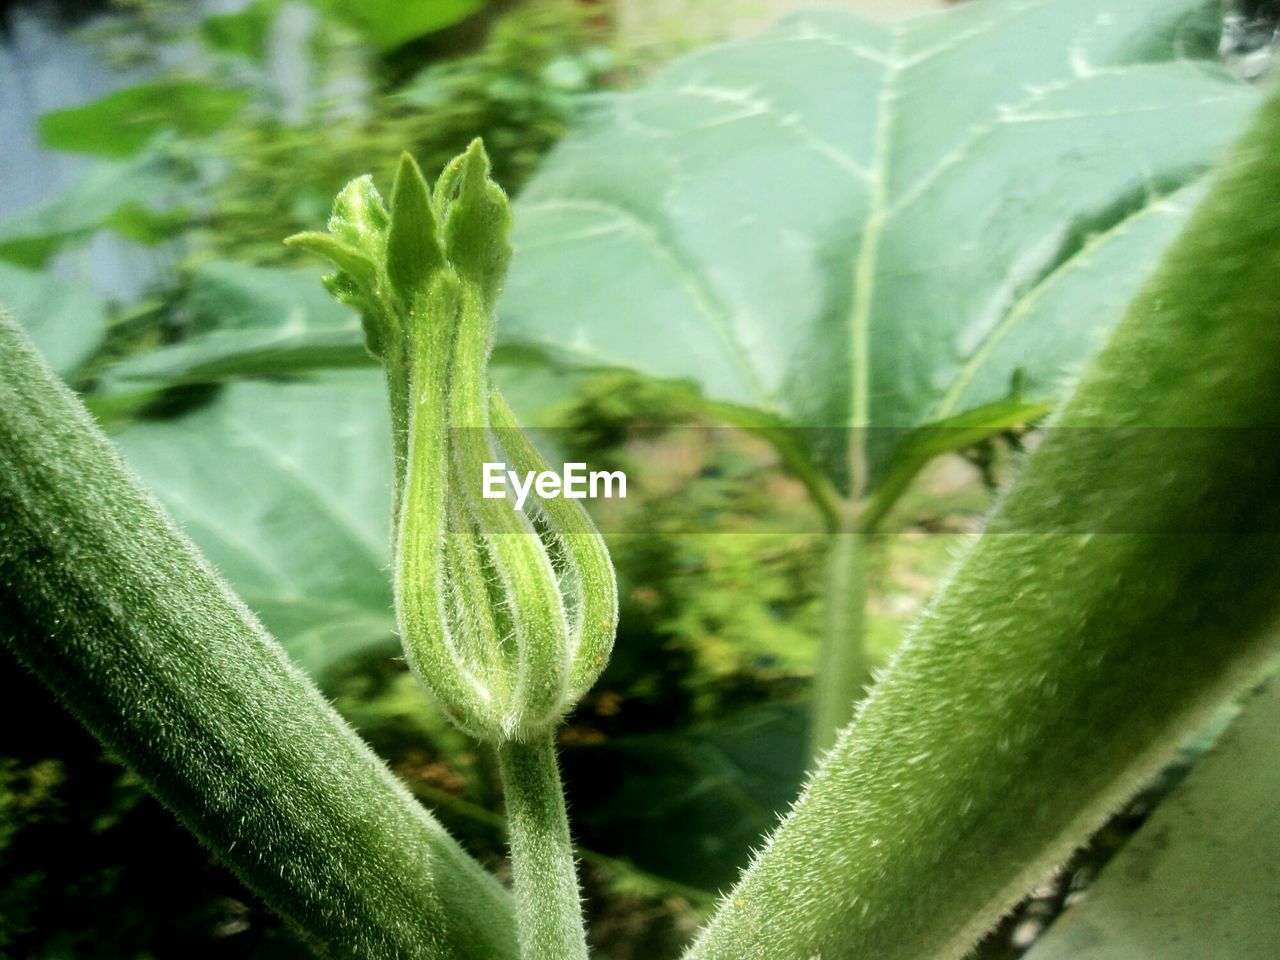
top-left (290, 142), bottom-right (617, 742)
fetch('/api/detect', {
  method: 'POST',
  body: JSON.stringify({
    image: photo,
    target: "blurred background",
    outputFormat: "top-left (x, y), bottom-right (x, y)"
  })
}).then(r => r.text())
top-left (0, 1), bottom-right (1276, 957)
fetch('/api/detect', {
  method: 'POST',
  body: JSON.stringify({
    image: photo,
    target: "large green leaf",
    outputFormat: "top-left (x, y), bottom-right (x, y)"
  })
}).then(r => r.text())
top-left (96, 0), bottom-right (1253, 497)
top-left (0, 262), bottom-right (105, 376)
top-left (39, 82), bottom-right (249, 158)
top-left (310, 0), bottom-right (486, 51)
top-left (92, 0), bottom-right (1257, 509)
top-left (498, 0), bottom-right (1255, 490)
top-left (111, 374), bottom-right (396, 677)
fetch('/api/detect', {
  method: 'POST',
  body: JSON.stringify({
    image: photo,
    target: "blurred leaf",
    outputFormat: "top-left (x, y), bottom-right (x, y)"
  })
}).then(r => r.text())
top-left (109, 326), bottom-right (372, 384)
top-left (97, 268), bottom-right (594, 676)
top-left (104, 262), bottom-right (583, 422)
top-left (310, 0), bottom-right (487, 51)
top-left (1024, 677), bottom-right (1280, 960)
top-left (0, 155), bottom-right (184, 268)
top-left (104, 202), bottom-right (190, 244)
top-left (0, 262), bottom-right (105, 376)
top-left (111, 374), bottom-right (396, 678)
top-left (170, 260), bottom-right (357, 332)
top-left (561, 703), bottom-right (808, 891)
top-left (106, 261), bottom-right (368, 386)
top-left (39, 82), bottom-right (249, 158)
top-left (201, 0), bottom-right (280, 60)
top-left (499, 0), bottom-right (1256, 491)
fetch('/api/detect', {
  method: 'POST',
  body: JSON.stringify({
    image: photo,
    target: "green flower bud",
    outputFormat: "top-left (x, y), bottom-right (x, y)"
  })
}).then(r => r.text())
top-left (289, 141), bottom-right (617, 742)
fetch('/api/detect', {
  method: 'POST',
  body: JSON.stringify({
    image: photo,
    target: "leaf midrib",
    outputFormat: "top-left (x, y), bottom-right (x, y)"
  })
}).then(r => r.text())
top-left (845, 0), bottom-right (1120, 498)
top-left (847, 24), bottom-right (903, 501)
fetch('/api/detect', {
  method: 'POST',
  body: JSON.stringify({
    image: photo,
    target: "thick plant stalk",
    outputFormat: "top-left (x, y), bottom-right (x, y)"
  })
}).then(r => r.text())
top-left (497, 735), bottom-right (590, 960)
top-left (0, 313), bottom-right (517, 960)
top-left (809, 519), bottom-right (868, 757)
top-left (684, 83), bottom-right (1280, 960)
top-left (809, 405), bottom-right (1052, 757)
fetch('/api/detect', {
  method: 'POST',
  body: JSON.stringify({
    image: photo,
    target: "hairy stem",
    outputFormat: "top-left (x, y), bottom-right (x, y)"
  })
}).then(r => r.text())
top-left (498, 733), bottom-right (590, 960)
top-left (809, 512), bottom-right (869, 758)
top-left (0, 312), bottom-right (517, 960)
top-left (684, 78), bottom-right (1280, 960)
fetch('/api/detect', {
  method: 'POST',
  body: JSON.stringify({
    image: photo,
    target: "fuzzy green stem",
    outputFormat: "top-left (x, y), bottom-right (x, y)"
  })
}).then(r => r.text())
top-left (0, 311), bottom-right (517, 960)
top-left (498, 733), bottom-right (590, 960)
top-left (809, 513), bottom-right (869, 758)
top-left (683, 78), bottom-right (1280, 960)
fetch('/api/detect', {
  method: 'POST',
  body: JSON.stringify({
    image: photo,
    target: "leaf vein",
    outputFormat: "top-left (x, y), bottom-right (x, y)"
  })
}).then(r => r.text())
top-left (932, 181), bottom-right (1202, 419)
top-left (223, 415), bottom-right (388, 568)
top-left (520, 197), bottom-right (769, 404)
top-left (674, 83), bottom-right (872, 181)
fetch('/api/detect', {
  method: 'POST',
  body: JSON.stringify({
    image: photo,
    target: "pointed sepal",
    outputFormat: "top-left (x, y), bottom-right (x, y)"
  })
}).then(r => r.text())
top-left (387, 152), bottom-right (445, 310)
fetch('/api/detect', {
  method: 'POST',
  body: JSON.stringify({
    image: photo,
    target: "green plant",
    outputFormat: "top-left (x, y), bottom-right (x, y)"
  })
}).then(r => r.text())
top-left (5, 2), bottom-right (1280, 958)
top-left (289, 142), bottom-right (619, 957)
top-left (497, 0), bottom-right (1262, 754)
top-left (78, 0), bottom-right (1267, 763)
top-left (4, 62), bottom-right (1280, 960)
top-left (0, 306), bottom-right (516, 958)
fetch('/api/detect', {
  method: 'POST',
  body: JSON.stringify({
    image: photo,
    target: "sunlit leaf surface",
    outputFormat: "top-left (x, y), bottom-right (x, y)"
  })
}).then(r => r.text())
top-left (500, 0), bottom-right (1254, 488)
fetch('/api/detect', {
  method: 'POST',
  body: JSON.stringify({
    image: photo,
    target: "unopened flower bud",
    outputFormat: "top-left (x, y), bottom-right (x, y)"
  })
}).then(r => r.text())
top-left (289, 141), bottom-right (617, 742)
